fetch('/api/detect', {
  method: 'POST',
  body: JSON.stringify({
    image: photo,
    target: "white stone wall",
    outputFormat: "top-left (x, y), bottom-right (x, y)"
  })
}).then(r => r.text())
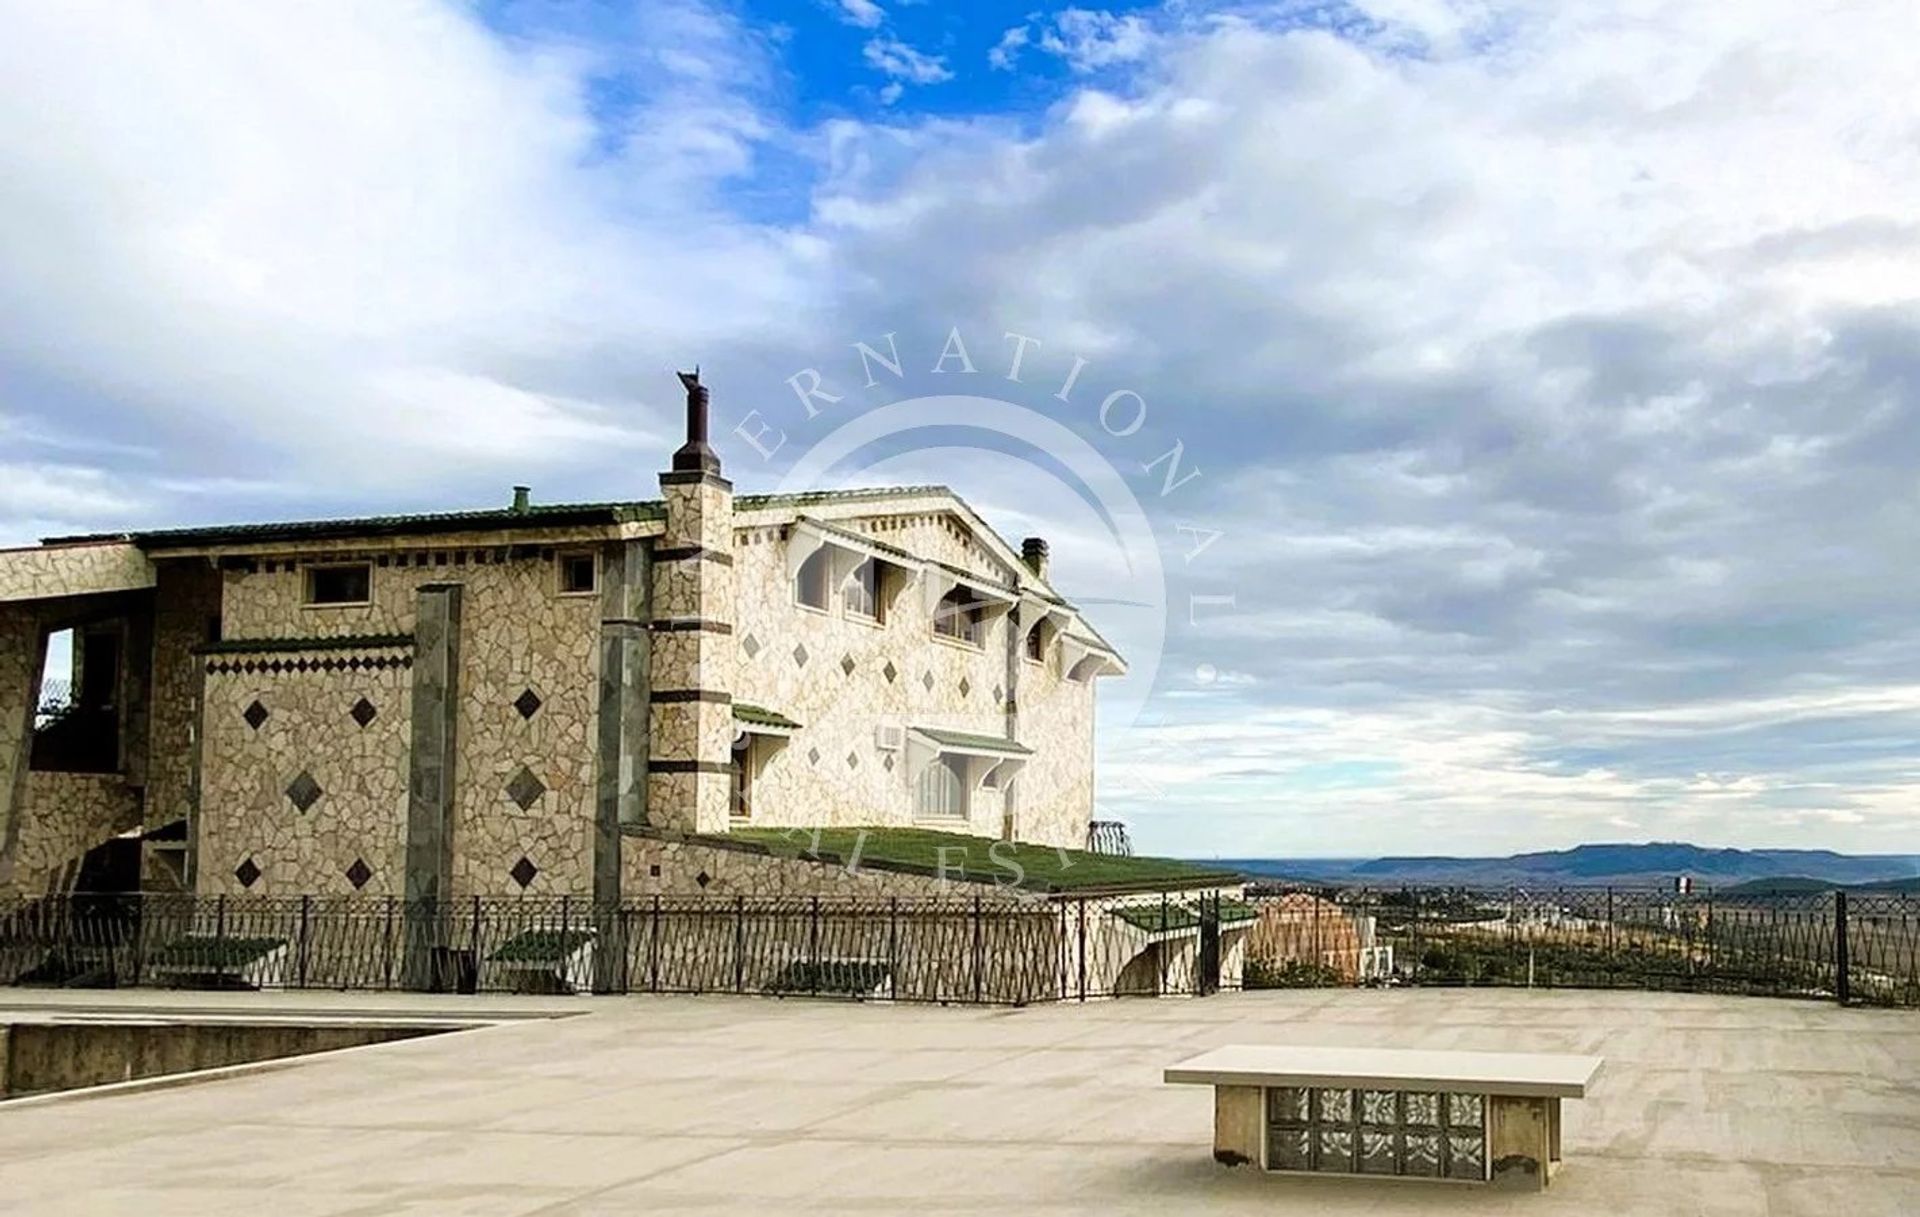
top-left (729, 511), bottom-right (1100, 850)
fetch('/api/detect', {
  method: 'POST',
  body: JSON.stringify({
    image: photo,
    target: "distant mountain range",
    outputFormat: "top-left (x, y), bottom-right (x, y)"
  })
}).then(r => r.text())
top-left (1212, 842), bottom-right (1920, 889)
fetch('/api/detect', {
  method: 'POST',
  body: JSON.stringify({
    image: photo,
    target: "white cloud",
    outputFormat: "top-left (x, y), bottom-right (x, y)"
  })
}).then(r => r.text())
top-left (862, 35), bottom-right (954, 86)
top-left (989, 24), bottom-right (1032, 71)
top-left (833, 0), bottom-right (887, 29)
top-left (1036, 8), bottom-right (1154, 72)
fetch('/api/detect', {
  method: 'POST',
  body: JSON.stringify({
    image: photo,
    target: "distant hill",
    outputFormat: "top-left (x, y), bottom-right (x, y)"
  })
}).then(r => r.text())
top-left (1212, 842), bottom-right (1920, 888)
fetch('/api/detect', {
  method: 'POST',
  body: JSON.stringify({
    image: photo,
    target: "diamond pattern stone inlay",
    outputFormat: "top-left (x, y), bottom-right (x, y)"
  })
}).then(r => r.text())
top-left (234, 857), bottom-right (261, 888)
top-left (846, 751), bottom-right (859, 770)
top-left (882, 754), bottom-right (895, 772)
top-left (743, 633), bottom-right (761, 659)
top-left (345, 858), bottom-right (373, 890)
top-left (807, 747), bottom-right (821, 765)
top-left (514, 688), bottom-right (543, 720)
top-left (921, 671), bottom-right (935, 692)
top-left (695, 870), bottom-right (711, 888)
top-left (840, 654), bottom-right (855, 677)
top-left (958, 677), bottom-right (971, 698)
top-left (350, 697), bottom-right (378, 728)
top-left (792, 643), bottom-right (809, 667)
top-left (243, 700), bottom-right (270, 731)
top-left (285, 770), bottom-right (323, 813)
top-left (883, 660), bottom-right (898, 683)
top-left (509, 856), bottom-right (538, 889)
top-left (506, 766), bottom-right (546, 810)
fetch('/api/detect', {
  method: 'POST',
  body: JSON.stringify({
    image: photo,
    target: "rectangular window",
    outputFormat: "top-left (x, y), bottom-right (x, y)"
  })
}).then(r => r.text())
top-left (558, 552), bottom-right (598, 596)
top-left (933, 588), bottom-right (985, 647)
top-left (795, 548), bottom-right (831, 611)
top-left (305, 564), bottom-right (371, 606)
top-left (915, 754), bottom-right (969, 820)
top-left (843, 558), bottom-right (882, 622)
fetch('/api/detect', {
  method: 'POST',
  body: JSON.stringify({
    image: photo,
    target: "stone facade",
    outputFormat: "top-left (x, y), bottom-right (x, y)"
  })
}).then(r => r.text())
top-left (0, 379), bottom-right (1124, 905)
top-left (0, 542), bottom-right (152, 603)
top-left (8, 773), bottom-right (141, 895)
top-left (0, 604), bottom-right (47, 894)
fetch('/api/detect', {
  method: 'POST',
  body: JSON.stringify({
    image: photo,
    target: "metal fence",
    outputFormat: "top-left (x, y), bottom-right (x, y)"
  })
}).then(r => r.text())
top-left (0, 891), bottom-right (1233, 1004)
top-left (4, 886), bottom-right (1916, 1007)
top-left (1242, 885), bottom-right (1920, 1007)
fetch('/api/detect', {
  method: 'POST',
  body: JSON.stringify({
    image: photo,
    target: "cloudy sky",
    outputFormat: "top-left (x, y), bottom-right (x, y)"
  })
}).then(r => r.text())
top-left (4, 0), bottom-right (1919, 859)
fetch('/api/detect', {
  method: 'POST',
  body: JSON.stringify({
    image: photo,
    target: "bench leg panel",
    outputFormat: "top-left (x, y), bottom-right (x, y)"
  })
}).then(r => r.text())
top-left (1488, 1095), bottom-right (1552, 1191)
top-left (1213, 1085), bottom-right (1263, 1168)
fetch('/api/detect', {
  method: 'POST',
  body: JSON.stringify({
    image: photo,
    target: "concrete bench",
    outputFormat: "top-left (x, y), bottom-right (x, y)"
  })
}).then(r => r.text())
top-left (1165, 1044), bottom-right (1602, 1190)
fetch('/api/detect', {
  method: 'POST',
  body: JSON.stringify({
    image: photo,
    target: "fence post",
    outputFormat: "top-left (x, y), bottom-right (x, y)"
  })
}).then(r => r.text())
top-left (560, 896), bottom-right (572, 992)
top-left (382, 896), bottom-right (396, 990)
top-left (1605, 886), bottom-right (1616, 986)
top-left (469, 894), bottom-right (482, 993)
top-left (972, 896), bottom-right (984, 1003)
top-left (888, 897), bottom-right (899, 1000)
top-left (129, 894), bottom-right (146, 988)
top-left (214, 893), bottom-right (227, 988)
top-left (1408, 890), bottom-right (1421, 985)
top-left (297, 894), bottom-right (312, 989)
top-left (649, 895), bottom-right (661, 993)
top-left (1834, 890), bottom-right (1851, 1006)
top-left (734, 896), bottom-right (745, 994)
top-left (1077, 897), bottom-right (1087, 1001)
top-left (809, 896), bottom-right (821, 996)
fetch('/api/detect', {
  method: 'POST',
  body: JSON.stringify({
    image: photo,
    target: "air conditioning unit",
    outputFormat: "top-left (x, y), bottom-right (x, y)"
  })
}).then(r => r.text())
top-left (874, 724), bottom-right (904, 752)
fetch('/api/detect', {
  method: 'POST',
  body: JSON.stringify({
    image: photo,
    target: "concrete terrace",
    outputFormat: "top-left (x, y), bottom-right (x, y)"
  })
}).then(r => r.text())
top-left (1, 989), bottom-right (1916, 1216)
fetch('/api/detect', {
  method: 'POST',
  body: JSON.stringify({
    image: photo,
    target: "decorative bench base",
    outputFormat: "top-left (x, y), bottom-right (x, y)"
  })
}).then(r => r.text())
top-left (1169, 1045), bottom-right (1599, 1192)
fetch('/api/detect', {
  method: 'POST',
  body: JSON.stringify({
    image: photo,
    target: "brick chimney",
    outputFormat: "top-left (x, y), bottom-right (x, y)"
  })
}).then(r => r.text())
top-left (649, 369), bottom-right (735, 835)
top-left (1021, 536), bottom-right (1050, 581)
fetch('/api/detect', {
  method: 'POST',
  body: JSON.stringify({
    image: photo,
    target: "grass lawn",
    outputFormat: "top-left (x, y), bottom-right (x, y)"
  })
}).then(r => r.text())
top-left (724, 826), bottom-right (1243, 894)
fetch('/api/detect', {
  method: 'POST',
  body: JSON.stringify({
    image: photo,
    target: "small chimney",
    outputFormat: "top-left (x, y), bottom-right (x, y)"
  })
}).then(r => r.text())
top-left (511, 485), bottom-right (531, 515)
top-left (1021, 536), bottom-right (1050, 580)
top-left (671, 367), bottom-right (722, 475)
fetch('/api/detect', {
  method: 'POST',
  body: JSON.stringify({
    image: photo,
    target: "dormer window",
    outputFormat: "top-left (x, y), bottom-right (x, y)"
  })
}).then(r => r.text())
top-left (795, 547), bottom-right (832, 611)
top-left (933, 587), bottom-right (985, 648)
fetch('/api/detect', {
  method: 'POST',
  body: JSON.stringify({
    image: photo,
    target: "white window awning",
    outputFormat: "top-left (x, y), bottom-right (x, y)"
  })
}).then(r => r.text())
top-left (921, 564), bottom-right (1018, 620)
top-left (905, 726), bottom-right (1033, 788)
top-left (787, 517), bottom-right (924, 582)
top-left (1062, 635), bottom-right (1127, 679)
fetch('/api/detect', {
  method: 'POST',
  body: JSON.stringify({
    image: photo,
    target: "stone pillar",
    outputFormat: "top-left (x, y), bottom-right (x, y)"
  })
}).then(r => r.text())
top-left (146, 562), bottom-right (221, 892)
top-left (0, 605), bottom-right (48, 895)
top-left (646, 369), bottom-right (734, 837)
top-left (404, 583), bottom-right (461, 987)
top-left (647, 472), bottom-right (734, 836)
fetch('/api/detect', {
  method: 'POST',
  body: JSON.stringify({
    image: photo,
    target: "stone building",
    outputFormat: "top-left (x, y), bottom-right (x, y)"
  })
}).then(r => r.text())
top-left (0, 373), bottom-right (1133, 907)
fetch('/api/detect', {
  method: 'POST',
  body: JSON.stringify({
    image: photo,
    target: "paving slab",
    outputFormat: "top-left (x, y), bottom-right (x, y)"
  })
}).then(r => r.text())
top-left (0, 988), bottom-right (1915, 1215)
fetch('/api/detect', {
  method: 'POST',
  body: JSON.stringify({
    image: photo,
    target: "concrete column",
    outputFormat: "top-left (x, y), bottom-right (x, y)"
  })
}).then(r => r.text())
top-left (403, 583), bottom-right (462, 989)
top-left (646, 471), bottom-right (734, 836)
top-left (0, 605), bottom-right (48, 896)
top-left (592, 541), bottom-right (649, 992)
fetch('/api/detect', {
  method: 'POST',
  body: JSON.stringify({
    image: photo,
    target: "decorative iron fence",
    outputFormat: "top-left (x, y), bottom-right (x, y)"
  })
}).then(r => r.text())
top-left (0, 891), bottom-right (1236, 1004)
top-left (3, 886), bottom-right (1915, 1006)
top-left (1240, 885), bottom-right (1920, 1007)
